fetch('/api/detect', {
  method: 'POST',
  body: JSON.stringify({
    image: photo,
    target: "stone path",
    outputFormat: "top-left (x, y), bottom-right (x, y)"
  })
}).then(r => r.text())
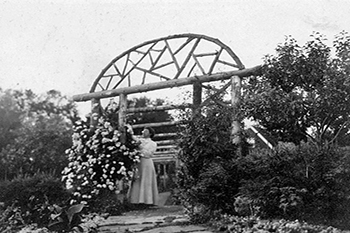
top-left (96, 192), bottom-right (215, 233)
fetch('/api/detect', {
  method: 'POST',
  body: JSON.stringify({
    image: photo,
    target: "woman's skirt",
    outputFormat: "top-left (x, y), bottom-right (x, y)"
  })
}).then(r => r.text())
top-left (128, 157), bottom-right (159, 205)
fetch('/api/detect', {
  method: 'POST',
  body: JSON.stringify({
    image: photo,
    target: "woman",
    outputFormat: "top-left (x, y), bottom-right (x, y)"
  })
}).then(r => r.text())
top-left (127, 126), bottom-right (159, 205)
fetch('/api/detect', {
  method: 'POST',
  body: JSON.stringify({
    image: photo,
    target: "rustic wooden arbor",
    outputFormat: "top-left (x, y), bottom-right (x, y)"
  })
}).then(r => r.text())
top-left (73, 33), bottom-right (260, 189)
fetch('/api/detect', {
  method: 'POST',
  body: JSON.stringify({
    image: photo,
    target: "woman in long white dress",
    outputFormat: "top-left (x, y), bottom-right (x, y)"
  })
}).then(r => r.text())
top-left (127, 126), bottom-right (159, 205)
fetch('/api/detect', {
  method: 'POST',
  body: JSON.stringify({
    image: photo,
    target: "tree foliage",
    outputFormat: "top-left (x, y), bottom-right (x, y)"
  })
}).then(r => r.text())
top-left (0, 89), bottom-right (79, 179)
top-left (127, 96), bottom-right (175, 134)
top-left (243, 31), bottom-right (350, 145)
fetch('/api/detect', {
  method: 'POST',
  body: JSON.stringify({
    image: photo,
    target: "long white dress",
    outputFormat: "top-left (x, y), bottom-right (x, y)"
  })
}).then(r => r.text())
top-left (128, 138), bottom-right (159, 205)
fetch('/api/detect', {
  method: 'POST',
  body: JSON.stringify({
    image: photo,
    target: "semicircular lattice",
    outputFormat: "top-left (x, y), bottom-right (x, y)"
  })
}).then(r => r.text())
top-left (90, 33), bottom-right (245, 93)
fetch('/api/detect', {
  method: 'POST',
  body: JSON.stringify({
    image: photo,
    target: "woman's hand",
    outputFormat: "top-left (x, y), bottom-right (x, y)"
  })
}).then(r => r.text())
top-left (125, 124), bottom-right (134, 135)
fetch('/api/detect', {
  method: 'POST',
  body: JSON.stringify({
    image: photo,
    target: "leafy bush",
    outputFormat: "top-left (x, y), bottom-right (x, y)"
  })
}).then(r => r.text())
top-left (238, 143), bottom-right (350, 229)
top-left (176, 101), bottom-right (249, 222)
top-left (0, 172), bottom-right (70, 230)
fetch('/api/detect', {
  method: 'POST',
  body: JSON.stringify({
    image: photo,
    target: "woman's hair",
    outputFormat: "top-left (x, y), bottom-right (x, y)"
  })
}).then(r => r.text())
top-left (144, 127), bottom-right (156, 138)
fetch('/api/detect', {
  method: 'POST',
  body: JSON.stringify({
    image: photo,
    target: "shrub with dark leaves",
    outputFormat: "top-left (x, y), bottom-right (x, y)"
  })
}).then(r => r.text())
top-left (239, 143), bottom-right (350, 229)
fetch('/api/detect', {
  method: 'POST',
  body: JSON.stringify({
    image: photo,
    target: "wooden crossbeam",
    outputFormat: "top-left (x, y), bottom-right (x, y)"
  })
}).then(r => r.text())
top-left (154, 133), bottom-right (178, 138)
top-left (208, 48), bottom-right (223, 74)
top-left (127, 103), bottom-right (191, 113)
top-left (192, 54), bottom-right (206, 74)
top-left (97, 83), bottom-right (105, 91)
top-left (200, 80), bottom-right (232, 108)
top-left (134, 66), bottom-right (171, 81)
top-left (165, 40), bottom-right (180, 71)
top-left (135, 50), bottom-right (146, 55)
top-left (131, 121), bottom-right (180, 129)
top-left (113, 64), bottom-right (122, 76)
top-left (105, 76), bottom-right (114, 90)
top-left (187, 63), bottom-right (196, 77)
top-left (174, 38), bottom-right (200, 79)
top-left (122, 53), bottom-right (130, 76)
top-left (173, 37), bottom-right (194, 55)
top-left (73, 66), bottom-right (261, 102)
top-left (149, 46), bottom-right (167, 70)
top-left (156, 139), bottom-right (177, 145)
top-left (152, 61), bottom-right (174, 71)
top-left (148, 52), bottom-right (154, 64)
top-left (157, 145), bottom-right (177, 150)
top-left (194, 52), bottom-right (218, 57)
top-left (218, 59), bottom-right (240, 68)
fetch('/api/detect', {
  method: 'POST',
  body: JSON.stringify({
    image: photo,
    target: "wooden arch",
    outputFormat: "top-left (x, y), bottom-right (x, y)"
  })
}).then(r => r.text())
top-left (90, 33), bottom-right (245, 94)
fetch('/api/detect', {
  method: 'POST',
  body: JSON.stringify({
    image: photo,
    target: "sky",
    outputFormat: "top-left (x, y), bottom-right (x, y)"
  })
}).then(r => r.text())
top-left (1, 0), bottom-right (350, 115)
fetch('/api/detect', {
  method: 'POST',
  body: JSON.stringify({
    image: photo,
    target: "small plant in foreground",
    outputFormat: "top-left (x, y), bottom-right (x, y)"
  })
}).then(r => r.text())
top-left (47, 203), bottom-right (84, 233)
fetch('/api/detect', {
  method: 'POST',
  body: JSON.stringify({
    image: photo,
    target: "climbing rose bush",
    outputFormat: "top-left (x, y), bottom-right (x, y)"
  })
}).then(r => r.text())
top-left (61, 117), bottom-right (140, 205)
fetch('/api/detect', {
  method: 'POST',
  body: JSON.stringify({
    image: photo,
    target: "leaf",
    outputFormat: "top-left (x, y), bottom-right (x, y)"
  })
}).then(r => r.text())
top-left (50, 213), bottom-right (62, 220)
top-left (67, 203), bottom-right (85, 224)
top-left (72, 225), bottom-right (85, 232)
top-left (53, 204), bottom-right (63, 213)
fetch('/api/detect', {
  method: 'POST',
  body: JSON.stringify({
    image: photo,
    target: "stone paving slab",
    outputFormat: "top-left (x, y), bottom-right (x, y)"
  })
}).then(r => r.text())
top-left (141, 225), bottom-right (208, 233)
top-left (99, 223), bottom-right (155, 232)
top-left (99, 213), bottom-right (189, 226)
top-left (97, 204), bottom-right (215, 233)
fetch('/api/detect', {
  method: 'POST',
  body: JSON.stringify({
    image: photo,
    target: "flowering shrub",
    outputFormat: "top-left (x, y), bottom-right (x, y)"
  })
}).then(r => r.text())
top-left (61, 117), bottom-right (141, 206)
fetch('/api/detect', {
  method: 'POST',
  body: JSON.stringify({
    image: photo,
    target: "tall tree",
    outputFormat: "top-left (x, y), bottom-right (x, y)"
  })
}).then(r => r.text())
top-left (0, 89), bottom-right (23, 151)
top-left (243, 31), bottom-right (350, 146)
top-left (0, 89), bottom-right (79, 179)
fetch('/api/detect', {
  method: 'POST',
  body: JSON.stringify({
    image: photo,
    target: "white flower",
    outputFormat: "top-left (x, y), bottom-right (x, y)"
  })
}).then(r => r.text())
top-left (66, 183), bottom-right (74, 190)
top-left (101, 138), bottom-right (111, 144)
top-left (104, 122), bottom-right (111, 128)
top-left (101, 131), bottom-right (109, 136)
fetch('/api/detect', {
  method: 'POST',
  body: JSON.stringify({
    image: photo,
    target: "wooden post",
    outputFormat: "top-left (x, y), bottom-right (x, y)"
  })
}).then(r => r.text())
top-left (118, 93), bottom-right (128, 143)
top-left (90, 98), bottom-right (101, 129)
top-left (192, 81), bottom-right (202, 115)
top-left (231, 75), bottom-right (242, 147)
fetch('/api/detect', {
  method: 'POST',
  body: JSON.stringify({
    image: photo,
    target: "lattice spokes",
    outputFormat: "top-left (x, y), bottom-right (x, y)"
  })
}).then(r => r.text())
top-left (91, 34), bottom-right (244, 92)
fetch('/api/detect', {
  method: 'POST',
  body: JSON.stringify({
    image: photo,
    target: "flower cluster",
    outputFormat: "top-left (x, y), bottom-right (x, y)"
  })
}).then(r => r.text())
top-left (62, 117), bottom-right (140, 205)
